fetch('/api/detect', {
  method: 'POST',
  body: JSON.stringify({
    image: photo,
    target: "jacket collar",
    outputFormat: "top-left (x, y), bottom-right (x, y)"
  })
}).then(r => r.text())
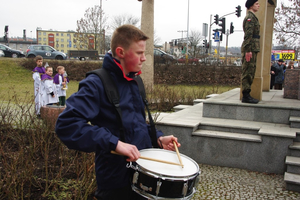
top-left (102, 53), bottom-right (142, 81)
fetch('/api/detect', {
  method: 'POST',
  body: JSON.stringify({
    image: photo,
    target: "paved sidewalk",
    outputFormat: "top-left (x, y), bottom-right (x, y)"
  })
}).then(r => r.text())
top-left (192, 164), bottom-right (300, 200)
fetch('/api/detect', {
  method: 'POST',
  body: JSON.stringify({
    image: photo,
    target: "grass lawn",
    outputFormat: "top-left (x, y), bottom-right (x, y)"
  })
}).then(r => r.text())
top-left (0, 58), bottom-right (79, 101)
top-left (0, 58), bottom-right (237, 103)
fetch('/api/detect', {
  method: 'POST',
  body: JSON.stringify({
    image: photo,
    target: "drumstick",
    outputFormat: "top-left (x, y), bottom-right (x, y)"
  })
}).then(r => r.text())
top-left (111, 151), bottom-right (183, 167)
top-left (173, 141), bottom-right (184, 168)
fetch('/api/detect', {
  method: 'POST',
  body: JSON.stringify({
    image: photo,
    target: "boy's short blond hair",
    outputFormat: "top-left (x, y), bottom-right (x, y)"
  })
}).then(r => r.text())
top-left (110, 24), bottom-right (149, 57)
top-left (45, 66), bottom-right (53, 71)
top-left (56, 66), bottom-right (65, 72)
top-left (35, 55), bottom-right (43, 62)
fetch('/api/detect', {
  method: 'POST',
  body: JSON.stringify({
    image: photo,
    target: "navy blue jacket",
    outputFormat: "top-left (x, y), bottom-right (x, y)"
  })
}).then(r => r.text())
top-left (55, 53), bottom-right (163, 190)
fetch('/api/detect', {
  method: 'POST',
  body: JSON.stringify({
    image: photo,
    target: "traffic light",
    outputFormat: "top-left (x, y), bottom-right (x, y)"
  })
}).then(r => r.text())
top-left (4, 25), bottom-right (8, 33)
top-left (212, 29), bottom-right (217, 40)
top-left (203, 39), bottom-right (207, 48)
top-left (230, 22), bottom-right (234, 34)
top-left (218, 18), bottom-right (226, 34)
top-left (220, 33), bottom-right (223, 42)
top-left (214, 14), bottom-right (219, 25)
top-left (235, 5), bottom-right (241, 17)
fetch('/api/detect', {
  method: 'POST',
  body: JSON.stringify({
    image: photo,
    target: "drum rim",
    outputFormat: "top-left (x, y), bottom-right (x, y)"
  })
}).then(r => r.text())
top-left (132, 185), bottom-right (196, 200)
top-left (136, 148), bottom-right (200, 178)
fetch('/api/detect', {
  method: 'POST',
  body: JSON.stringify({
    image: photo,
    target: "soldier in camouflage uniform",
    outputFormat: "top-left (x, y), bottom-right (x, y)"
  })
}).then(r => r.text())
top-left (241, 0), bottom-right (260, 104)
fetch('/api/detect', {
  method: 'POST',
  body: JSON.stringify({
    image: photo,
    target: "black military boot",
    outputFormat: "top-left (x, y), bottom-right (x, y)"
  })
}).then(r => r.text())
top-left (242, 91), bottom-right (259, 104)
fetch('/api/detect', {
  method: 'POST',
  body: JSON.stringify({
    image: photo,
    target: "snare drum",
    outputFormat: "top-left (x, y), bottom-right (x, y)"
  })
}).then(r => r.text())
top-left (128, 148), bottom-right (200, 200)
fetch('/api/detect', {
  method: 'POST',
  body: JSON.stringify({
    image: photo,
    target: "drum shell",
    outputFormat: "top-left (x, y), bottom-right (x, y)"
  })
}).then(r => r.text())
top-left (132, 167), bottom-right (199, 198)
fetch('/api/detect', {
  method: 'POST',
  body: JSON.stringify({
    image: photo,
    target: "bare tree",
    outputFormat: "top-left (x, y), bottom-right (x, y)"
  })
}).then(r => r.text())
top-left (188, 30), bottom-right (203, 57)
top-left (75, 5), bottom-right (108, 53)
top-left (110, 14), bottom-right (140, 31)
top-left (154, 29), bottom-right (162, 46)
top-left (274, 0), bottom-right (300, 47)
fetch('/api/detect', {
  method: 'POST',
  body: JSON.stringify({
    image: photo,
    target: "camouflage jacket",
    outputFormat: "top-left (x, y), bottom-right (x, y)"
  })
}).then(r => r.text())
top-left (241, 11), bottom-right (260, 53)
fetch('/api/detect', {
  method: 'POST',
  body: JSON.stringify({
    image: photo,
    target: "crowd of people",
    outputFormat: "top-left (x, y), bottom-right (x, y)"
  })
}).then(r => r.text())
top-left (32, 55), bottom-right (69, 117)
top-left (270, 59), bottom-right (297, 90)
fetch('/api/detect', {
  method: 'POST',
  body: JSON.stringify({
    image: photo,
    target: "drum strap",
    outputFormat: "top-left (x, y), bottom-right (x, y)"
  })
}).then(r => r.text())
top-left (86, 68), bottom-right (159, 148)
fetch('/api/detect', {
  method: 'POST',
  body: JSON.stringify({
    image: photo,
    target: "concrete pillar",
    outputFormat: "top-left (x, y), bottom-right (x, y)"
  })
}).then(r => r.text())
top-left (262, 3), bottom-right (276, 91)
top-left (140, 0), bottom-right (154, 88)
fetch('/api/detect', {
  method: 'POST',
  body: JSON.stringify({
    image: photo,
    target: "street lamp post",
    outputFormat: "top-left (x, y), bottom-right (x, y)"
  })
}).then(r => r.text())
top-left (186, 0), bottom-right (189, 61)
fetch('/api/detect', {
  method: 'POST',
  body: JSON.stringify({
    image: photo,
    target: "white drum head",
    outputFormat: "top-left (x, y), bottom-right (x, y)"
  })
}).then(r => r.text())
top-left (136, 149), bottom-right (199, 177)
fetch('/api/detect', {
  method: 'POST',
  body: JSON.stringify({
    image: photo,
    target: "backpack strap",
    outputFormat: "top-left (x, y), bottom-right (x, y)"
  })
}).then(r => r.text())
top-left (86, 68), bottom-right (125, 142)
top-left (134, 76), bottom-right (160, 148)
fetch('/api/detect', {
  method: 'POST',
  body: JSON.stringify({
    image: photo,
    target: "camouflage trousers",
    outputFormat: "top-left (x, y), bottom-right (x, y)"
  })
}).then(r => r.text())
top-left (241, 52), bottom-right (258, 92)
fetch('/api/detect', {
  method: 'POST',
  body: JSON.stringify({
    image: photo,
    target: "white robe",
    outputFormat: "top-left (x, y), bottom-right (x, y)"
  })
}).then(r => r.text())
top-left (56, 75), bottom-right (67, 97)
top-left (41, 79), bottom-right (59, 105)
top-left (32, 72), bottom-right (42, 115)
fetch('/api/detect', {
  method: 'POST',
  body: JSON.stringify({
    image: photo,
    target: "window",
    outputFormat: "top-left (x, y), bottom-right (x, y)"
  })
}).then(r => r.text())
top-left (61, 39), bottom-right (64, 42)
top-left (56, 33), bottom-right (59, 36)
top-left (38, 38), bottom-right (41, 41)
top-left (61, 33), bottom-right (64, 36)
top-left (56, 38), bottom-right (59, 42)
top-left (43, 38), bottom-right (46, 41)
top-left (43, 46), bottom-right (54, 51)
top-left (61, 44), bottom-right (64, 48)
top-left (38, 32), bottom-right (41, 36)
top-left (43, 32), bottom-right (46, 36)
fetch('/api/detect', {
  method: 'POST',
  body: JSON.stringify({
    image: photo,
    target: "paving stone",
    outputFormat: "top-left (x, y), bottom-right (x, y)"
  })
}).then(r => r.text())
top-left (191, 164), bottom-right (300, 200)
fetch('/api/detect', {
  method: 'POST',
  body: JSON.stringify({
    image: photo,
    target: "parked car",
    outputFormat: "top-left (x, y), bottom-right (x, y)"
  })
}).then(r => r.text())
top-left (177, 56), bottom-right (199, 64)
top-left (154, 48), bottom-right (176, 64)
top-left (200, 57), bottom-right (222, 65)
top-left (0, 44), bottom-right (25, 58)
top-left (0, 50), bottom-right (4, 57)
top-left (26, 45), bottom-right (67, 60)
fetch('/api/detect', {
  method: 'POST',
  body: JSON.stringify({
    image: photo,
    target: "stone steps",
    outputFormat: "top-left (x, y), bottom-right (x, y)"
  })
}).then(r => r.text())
top-left (173, 105), bottom-right (192, 112)
top-left (194, 117), bottom-right (296, 139)
top-left (290, 116), bottom-right (300, 129)
top-left (192, 129), bottom-right (262, 142)
top-left (284, 172), bottom-right (300, 192)
top-left (285, 141), bottom-right (300, 193)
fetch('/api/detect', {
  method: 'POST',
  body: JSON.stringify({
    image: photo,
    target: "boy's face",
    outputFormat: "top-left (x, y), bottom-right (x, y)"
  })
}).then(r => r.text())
top-left (36, 59), bottom-right (43, 67)
top-left (46, 68), bottom-right (53, 76)
top-left (122, 40), bottom-right (146, 75)
top-left (58, 68), bottom-right (65, 74)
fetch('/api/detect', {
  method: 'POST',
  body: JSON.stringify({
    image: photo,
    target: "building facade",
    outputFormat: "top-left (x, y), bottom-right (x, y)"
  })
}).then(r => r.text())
top-left (36, 29), bottom-right (98, 54)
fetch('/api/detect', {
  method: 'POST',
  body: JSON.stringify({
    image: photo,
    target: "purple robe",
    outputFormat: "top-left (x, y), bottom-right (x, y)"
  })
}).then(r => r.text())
top-left (53, 74), bottom-right (69, 84)
top-left (32, 66), bottom-right (46, 74)
top-left (41, 74), bottom-right (53, 81)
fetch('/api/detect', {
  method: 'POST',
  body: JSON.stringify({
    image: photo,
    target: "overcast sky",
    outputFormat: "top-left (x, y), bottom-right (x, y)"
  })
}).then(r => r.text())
top-left (2, 0), bottom-right (285, 47)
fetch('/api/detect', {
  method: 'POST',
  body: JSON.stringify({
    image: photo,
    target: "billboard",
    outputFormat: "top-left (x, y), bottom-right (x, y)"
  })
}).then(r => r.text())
top-left (271, 50), bottom-right (295, 61)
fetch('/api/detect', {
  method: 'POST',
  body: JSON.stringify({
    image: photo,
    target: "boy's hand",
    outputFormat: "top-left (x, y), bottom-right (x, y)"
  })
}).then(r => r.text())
top-left (115, 141), bottom-right (140, 162)
top-left (158, 135), bottom-right (181, 151)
